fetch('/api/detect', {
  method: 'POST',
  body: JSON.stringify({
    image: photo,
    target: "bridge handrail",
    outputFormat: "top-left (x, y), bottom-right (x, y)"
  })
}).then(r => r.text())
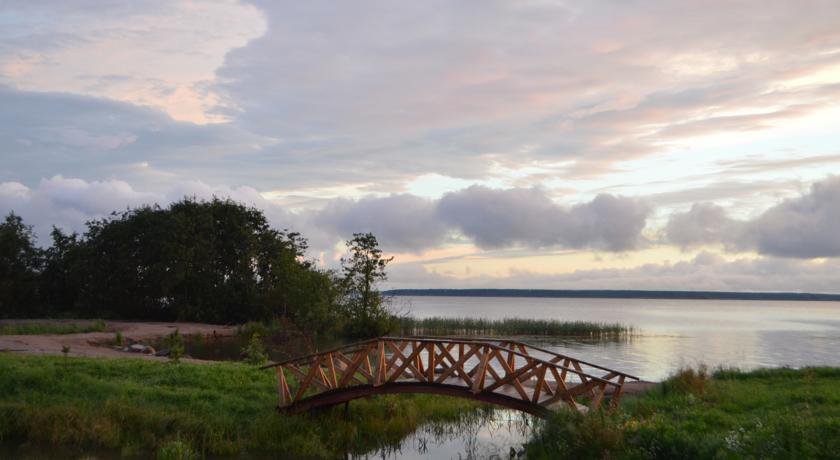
top-left (403, 336), bottom-right (640, 381)
top-left (262, 336), bottom-right (625, 388)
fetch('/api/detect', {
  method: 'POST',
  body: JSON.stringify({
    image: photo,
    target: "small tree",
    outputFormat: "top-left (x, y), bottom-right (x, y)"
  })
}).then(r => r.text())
top-left (242, 332), bottom-right (268, 365)
top-left (166, 328), bottom-right (185, 363)
top-left (340, 233), bottom-right (394, 338)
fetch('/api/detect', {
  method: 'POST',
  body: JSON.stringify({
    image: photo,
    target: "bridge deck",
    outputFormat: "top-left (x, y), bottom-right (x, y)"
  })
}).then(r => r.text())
top-left (261, 336), bottom-right (638, 417)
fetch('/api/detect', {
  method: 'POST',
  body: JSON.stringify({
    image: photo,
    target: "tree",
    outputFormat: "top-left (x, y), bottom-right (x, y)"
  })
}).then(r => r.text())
top-left (0, 213), bottom-right (43, 317)
top-left (340, 232), bottom-right (394, 337)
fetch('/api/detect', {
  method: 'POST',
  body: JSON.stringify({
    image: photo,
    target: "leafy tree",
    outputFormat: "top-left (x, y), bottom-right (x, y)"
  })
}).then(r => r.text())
top-left (40, 227), bottom-right (83, 316)
top-left (340, 233), bottom-right (394, 337)
top-left (0, 213), bottom-right (42, 317)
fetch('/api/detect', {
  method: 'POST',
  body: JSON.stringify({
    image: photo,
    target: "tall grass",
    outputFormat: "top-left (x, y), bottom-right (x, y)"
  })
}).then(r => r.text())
top-left (0, 353), bottom-right (484, 457)
top-left (0, 319), bottom-right (107, 335)
top-left (396, 316), bottom-right (633, 337)
top-left (526, 366), bottom-right (840, 459)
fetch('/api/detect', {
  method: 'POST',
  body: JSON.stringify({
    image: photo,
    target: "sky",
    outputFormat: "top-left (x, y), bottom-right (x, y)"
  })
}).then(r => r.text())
top-left (2, 0), bottom-right (840, 292)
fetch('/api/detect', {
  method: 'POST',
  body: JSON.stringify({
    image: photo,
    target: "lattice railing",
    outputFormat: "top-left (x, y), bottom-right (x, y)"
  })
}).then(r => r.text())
top-left (262, 337), bottom-right (639, 415)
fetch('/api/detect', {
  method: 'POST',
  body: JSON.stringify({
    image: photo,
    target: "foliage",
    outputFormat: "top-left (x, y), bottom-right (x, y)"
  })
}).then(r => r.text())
top-left (165, 328), bottom-right (185, 364)
top-left (340, 233), bottom-right (395, 338)
top-left (0, 354), bottom-right (482, 457)
top-left (397, 316), bottom-right (633, 337)
top-left (0, 200), bottom-right (345, 330)
top-left (526, 366), bottom-right (840, 459)
top-left (0, 320), bottom-right (107, 335)
top-left (0, 214), bottom-right (43, 318)
top-left (242, 332), bottom-right (269, 365)
top-left (114, 330), bottom-right (124, 346)
top-left (156, 439), bottom-right (198, 460)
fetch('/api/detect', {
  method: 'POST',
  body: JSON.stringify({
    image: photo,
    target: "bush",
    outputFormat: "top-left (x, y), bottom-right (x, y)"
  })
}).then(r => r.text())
top-left (662, 365), bottom-right (710, 396)
top-left (165, 329), bottom-right (185, 363)
top-left (157, 440), bottom-right (197, 460)
top-left (242, 333), bottom-right (268, 365)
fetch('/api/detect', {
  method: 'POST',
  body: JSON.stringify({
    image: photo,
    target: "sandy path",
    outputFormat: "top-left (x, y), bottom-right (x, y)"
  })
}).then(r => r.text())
top-left (0, 320), bottom-right (237, 363)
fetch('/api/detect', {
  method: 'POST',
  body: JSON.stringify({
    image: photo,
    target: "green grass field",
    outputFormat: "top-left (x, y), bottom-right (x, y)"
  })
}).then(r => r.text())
top-left (2, 353), bottom-right (838, 459)
top-left (0, 353), bottom-right (481, 458)
top-left (527, 367), bottom-right (840, 459)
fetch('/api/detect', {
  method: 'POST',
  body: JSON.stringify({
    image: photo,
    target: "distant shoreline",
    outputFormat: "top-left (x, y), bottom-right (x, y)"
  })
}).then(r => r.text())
top-left (385, 288), bottom-right (840, 302)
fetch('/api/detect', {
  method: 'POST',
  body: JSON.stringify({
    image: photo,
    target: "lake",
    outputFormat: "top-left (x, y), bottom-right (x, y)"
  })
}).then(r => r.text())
top-left (395, 295), bottom-right (840, 381)
top-left (353, 296), bottom-right (840, 459)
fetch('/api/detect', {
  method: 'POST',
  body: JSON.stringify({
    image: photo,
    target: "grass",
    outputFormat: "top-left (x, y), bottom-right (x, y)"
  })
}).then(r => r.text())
top-left (396, 316), bottom-right (633, 338)
top-left (527, 366), bottom-right (840, 459)
top-left (0, 319), bottom-right (107, 335)
top-left (0, 353), bottom-right (484, 458)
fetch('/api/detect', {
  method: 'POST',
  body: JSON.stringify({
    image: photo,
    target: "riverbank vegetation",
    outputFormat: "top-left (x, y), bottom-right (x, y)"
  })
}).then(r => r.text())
top-left (527, 367), bottom-right (840, 459)
top-left (397, 316), bottom-right (633, 338)
top-left (2, 355), bottom-right (836, 458)
top-left (0, 201), bottom-right (395, 339)
top-left (0, 319), bottom-right (107, 335)
top-left (0, 353), bottom-right (483, 458)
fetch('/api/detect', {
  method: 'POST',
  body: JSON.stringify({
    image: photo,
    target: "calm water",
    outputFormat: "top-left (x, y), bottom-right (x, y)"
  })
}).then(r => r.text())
top-left (396, 296), bottom-right (840, 381)
top-left (361, 296), bottom-right (840, 459)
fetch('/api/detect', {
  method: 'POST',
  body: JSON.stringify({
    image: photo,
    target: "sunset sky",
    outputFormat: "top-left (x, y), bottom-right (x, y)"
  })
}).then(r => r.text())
top-left (2, 1), bottom-right (840, 292)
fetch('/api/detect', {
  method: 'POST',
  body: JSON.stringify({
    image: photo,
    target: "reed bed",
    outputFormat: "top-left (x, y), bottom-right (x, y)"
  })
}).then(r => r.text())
top-left (395, 316), bottom-right (633, 338)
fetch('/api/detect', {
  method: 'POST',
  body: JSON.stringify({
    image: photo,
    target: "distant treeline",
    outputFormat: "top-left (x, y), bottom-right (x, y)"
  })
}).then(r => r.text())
top-left (0, 199), bottom-right (394, 336)
top-left (386, 289), bottom-right (840, 302)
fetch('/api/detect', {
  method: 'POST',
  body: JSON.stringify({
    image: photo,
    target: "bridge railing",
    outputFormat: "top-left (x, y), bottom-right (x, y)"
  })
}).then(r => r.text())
top-left (261, 337), bottom-right (638, 416)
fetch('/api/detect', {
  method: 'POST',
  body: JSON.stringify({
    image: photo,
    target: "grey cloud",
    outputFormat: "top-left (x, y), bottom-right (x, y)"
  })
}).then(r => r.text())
top-left (746, 177), bottom-right (840, 258)
top-left (0, 86), bottom-right (268, 187)
top-left (313, 194), bottom-right (448, 252)
top-left (437, 186), bottom-right (650, 251)
top-left (664, 203), bottom-right (740, 248)
top-left (387, 251), bottom-right (840, 294)
top-left (665, 176), bottom-right (840, 258)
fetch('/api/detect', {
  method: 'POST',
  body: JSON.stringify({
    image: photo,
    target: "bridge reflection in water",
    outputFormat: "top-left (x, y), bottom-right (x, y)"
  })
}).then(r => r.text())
top-left (261, 337), bottom-right (639, 417)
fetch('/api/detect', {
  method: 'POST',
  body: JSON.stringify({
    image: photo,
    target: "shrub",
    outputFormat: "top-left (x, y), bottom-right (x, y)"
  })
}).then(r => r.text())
top-left (662, 365), bottom-right (710, 396)
top-left (165, 328), bottom-right (185, 364)
top-left (157, 440), bottom-right (197, 460)
top-left (242, 332), bottom-right (269, 365)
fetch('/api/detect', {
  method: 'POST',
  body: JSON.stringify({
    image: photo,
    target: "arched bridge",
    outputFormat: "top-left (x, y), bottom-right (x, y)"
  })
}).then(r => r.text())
top-left (261, 337), bottom-right (639, 417)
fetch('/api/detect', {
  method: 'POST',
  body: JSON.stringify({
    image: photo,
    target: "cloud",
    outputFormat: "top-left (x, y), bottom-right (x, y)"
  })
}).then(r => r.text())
top-left (665, 176), bottom-right (840, 258)
top-left (664, 203), bottom-right (740, 248)
top-left (314, 194), bottom-right (448, 252)
top-left (388, 252), bottom-right (840, 294)
top-left (0, 176), bottom-right (297, 247)
top-left (0, 176), bottom-right (652, 254)
top-left (438, 186), bottom-right (650, 251)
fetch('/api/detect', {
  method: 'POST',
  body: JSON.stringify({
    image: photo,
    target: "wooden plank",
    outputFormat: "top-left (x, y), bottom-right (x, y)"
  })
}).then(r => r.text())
top-left (485, 349), bottom-right (533, 400)
top-left (436, 343), bottom-right (479, 386)
top-left (531, 365), bottom-right (547, 404)
top-left (609, 375), bottom-right (626, 409)
top-left (327, 353), bottom-right (338, 388)
top-left (387, 341), bottom-right (426, 383)
top-left (294, 356), bottom-right (323, 401)
top-left (375, 341), bottom-right (387, 386)
top-left (590, 383), bottom-right (606, 410)
top-left (427, 342), bottom-right (435, 382)
top-left (285, 363), bottom-right (330, 392)
top-left (276, 366), bottom-right (292, 406)
top-left (471, 348), bottom-right (491, 394)
top-left (338, 344), bottom-right (373, 387)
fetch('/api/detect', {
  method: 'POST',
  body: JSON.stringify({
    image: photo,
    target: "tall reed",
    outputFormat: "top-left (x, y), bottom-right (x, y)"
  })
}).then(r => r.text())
top-left (395, 316), bottom-right (633, 337)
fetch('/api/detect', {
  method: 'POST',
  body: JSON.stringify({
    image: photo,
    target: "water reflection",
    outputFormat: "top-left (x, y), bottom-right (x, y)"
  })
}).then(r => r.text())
top-left (404, 296), bottom-right (840, 381)
top-left (355, 409), bottom-right (536, 460)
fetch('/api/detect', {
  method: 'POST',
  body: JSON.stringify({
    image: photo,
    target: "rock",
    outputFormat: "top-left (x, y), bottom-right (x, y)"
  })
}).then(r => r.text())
top-left (128, 344), bottom-right (156, 354)
top-left (154, 348), bottom-right (170, 357)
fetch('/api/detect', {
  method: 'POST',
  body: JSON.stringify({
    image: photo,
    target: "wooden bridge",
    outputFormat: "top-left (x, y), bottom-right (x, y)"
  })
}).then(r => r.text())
top-left (261, 337), bottom-right (639, 417)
